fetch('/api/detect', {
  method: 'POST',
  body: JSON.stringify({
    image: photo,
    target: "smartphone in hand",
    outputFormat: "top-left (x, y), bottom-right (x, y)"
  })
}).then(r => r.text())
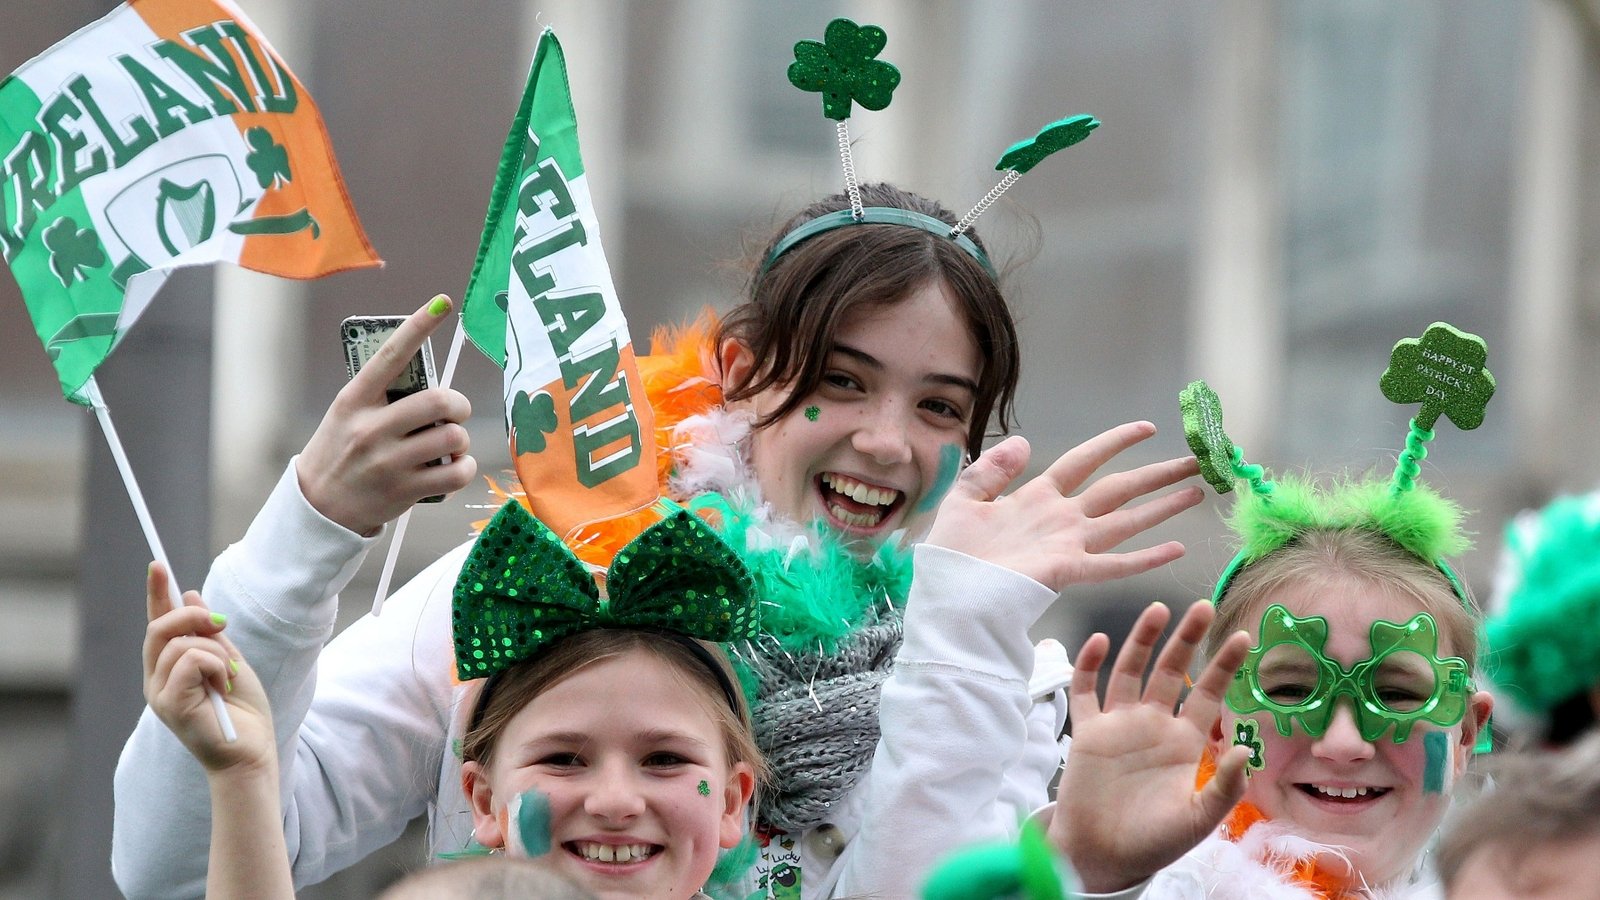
top-left (340, 315), bottom-right (446, 501)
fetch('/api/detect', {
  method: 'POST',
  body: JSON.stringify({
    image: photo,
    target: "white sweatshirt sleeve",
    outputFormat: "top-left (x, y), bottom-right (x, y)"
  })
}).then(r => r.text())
top-left (827, 544), bottom-right (1062, 898)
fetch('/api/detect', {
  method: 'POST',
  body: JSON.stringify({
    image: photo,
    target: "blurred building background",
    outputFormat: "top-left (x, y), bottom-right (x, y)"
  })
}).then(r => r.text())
top-left (3, 0), bottom-right (1599, 896)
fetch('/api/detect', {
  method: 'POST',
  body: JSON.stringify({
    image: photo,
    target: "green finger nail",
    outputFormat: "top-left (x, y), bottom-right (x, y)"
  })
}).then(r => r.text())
top-left (229, 658), bottom-right (240, 675)
top-left (209, 611), bottom-right (228, 626)
top-left (427, 295), bottom-right (451, 316)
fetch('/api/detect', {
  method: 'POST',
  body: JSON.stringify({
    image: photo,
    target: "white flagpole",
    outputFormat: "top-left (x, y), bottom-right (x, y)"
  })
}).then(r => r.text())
top-left (370, 316), bottom-right (469, 616)
top-left (84, 375), bottom-right (238, 742)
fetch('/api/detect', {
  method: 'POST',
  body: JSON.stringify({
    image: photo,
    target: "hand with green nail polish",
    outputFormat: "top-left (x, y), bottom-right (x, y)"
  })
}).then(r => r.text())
top-left (298, 294), bottom-right (478, 535)
top-left (141, 561), bottom-right (275, 776)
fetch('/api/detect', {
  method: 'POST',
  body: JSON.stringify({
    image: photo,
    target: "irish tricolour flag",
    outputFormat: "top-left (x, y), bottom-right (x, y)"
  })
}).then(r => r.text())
top-left (2, 0), bottom-right (378, 404)
top-left (462, 28), bottom-right (658, 542)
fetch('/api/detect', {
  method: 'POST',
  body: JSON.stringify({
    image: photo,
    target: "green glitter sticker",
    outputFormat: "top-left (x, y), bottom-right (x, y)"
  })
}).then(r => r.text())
top-left (804, 405), bottom-right (820, 422)
top-left (698, 779), bottom-right (711, 796)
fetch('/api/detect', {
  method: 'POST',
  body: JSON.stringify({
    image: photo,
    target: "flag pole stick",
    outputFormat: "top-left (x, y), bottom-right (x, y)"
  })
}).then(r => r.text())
top-left (370, 317), bottom-right (469, 616)
top-left (84, 375), bottom-right (238, 742)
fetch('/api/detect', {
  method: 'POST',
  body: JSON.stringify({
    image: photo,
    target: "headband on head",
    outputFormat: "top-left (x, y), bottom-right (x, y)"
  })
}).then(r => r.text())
top-left (1180, 322), bottom-right (1495, 607)
top-left (764, 17), bottom-right (1099, 277)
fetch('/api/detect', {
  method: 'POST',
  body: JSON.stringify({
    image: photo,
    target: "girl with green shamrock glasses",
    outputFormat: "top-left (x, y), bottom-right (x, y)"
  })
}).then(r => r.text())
top-left (1047, 325), bottom-right (1497, 898)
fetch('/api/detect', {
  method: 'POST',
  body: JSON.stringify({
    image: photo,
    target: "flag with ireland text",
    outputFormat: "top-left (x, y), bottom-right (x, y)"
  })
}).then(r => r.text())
top-left (462, 28), bottom-right (658, 541)
top-left (1, 0), bottom-right (379, 405)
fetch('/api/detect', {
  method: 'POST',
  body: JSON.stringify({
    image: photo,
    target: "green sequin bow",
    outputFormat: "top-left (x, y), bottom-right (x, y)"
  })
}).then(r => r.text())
top-left (453, 500), bottom-right (759, 681)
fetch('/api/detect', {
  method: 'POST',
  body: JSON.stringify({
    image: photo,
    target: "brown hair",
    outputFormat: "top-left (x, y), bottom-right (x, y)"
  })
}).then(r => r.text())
top-left (1204, 528), bottom-right (1482, 665)
top-left (461, 629), bottom-right (768, 789)
top-left (1436, 730), bottom-right (1600, 889)
top-left (716, 182), bottom-right (1020, 458)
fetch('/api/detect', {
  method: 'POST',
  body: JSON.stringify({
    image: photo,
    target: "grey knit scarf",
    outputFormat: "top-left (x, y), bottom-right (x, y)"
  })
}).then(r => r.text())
top-left (742, 617), bottom-right (904, 833)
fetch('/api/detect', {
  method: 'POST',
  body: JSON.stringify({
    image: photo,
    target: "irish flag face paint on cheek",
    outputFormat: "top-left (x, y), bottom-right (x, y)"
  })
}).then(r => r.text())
top-left (916, 443), bottom-right (963, 514)
top-left (1422, 731), bottom-right (1451, 795)
top-left (507, 788), bottom-right (552, 856)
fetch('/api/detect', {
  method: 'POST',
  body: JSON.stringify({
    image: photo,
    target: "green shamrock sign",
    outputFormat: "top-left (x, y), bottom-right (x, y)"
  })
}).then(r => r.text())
top-left (996, 115), bottom-right (1100, 174)
top-left (244, 126), bottom-right (292, 189)
top-left (788, 18), bottom-right (901, 121)
top-left (1379, 323), bottom-right (1495, 431)
top-left (1179, 379), bottom-right (1236, 494)
top-left (43, 217), bottom-right (107, 286)
top-left (512, 389), bottom-right (558, 454)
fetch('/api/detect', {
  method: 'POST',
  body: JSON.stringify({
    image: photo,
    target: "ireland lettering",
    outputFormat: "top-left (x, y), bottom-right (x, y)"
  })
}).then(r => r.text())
top-left (2, 19), bottom-right (296, 259)
top-left (511, 154), bottom-right (642, 487)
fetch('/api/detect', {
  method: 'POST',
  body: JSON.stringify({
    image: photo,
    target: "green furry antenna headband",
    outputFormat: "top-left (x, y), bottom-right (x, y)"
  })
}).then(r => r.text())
top-left (1181, 323), bottom-right (1496, 605)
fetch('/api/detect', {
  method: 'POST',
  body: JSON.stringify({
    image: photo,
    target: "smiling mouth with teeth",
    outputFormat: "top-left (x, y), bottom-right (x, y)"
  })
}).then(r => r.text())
top-left (818, 472), bottom-right (904, 530)
top-left (1299, 784), bottom-right (1391, 802)
top-left (567, 841), bottom-right (660, 865)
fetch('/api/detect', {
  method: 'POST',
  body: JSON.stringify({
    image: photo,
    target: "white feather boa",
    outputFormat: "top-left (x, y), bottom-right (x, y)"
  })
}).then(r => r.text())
top-left (1145, 820), bottom-right (1443, 899)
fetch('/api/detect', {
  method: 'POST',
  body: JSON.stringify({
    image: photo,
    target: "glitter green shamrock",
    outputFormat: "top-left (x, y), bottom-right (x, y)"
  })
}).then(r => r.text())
top-left (244, 126), bottom-right (291, 189)
top-left (1233, 719), bottom-right (1266, 773)
top-left (511, 389), bottom-right (558, 454)
top-left (43, 217), bottom-right (106, 287)
top-left (1379, 323), bottom-right (1495, 431)
top-left (1179, 380), bottom-right (1236, 494)
top-left (995, 115), bottom-right (1100, 174)
top-left (787, 18), bottom-right (901, 121)
top-left (697, 779), bottom-right (711, 796)
top-left (804, 405), bottom-right (820, 422)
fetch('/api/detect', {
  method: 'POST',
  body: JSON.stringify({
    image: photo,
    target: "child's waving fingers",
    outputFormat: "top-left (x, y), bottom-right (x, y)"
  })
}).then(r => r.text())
top-left (1142, 601), bottom-right (1213, 712)
top-left (1068, 632), bottom-right (1112, 720)
top-left (1180, 629), bottom-right (1250, 734)
top-left (1103, 602), bottom-right (1172, 708)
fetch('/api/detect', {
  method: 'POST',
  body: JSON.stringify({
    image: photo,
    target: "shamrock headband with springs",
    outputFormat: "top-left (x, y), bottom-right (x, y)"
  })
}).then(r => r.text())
top-left (1180, 322), bottom-right (1495, 607)
top-left (762, 18), bottom-right (1101, 278)
top-left (454, 499), bottom-right (760, 721)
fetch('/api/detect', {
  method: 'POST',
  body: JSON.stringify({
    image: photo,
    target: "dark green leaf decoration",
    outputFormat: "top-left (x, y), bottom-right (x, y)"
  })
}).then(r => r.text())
top-left (42, 217), bottom-right (106, 286)
top-left (1179, 379), bottom-right (1235, 495)
top-left (511, 389), bottom-right (558, 454)
top-left (995, 114), bottom-right (1099, 174)
top-left (244, 126), bottom-right (291, 189)
top-left (787, 18), bottom-right (901, 121)
top-left (1379, 322), bottom-right (1495, 432)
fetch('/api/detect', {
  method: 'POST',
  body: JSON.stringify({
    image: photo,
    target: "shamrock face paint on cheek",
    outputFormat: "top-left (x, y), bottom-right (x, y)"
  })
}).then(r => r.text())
top-left (915, 443), bottom-right (963, 514)
top-left (508, 788), bottom-right (552, 856)
top-left (1234, 719), bottom-right (1266, 775)
top-left (697, 779), bottom-right (711, 796)
top-left (804, 405), bottom-right (820, 422)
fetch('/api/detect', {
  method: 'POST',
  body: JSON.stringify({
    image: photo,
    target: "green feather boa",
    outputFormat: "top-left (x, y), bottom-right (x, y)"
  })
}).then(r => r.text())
top-left (688, 490), bottom-right (915, 653)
